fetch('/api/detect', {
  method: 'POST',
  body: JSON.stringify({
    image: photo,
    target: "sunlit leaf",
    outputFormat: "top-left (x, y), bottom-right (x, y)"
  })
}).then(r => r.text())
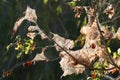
top-left (113, 52), bottom-right (117, 59)
top-left (15, 44), bottom-right (23, 50)
top-left (43, 0), bottom-right (48, 4)
top-left (67, 1), bottom-right (76, 7)
top-left (6, 45), bottom-right (11, 51)
top-left (93, 62), bottom-right (99, 68)
top-left (17, 52), bottom-right (23, 58)
top-left (107, 47), bottom-right (111, 53)
top-left (29, 39), bottom-right (34, 44)
top-left (82, 17), bottom-right (87, 26)
top-left (16, 35), bottom-right (21, 41)
top-left (25, 45), bottom-right (30, 54)
top-left (56, 5), bottom-right (62, 15)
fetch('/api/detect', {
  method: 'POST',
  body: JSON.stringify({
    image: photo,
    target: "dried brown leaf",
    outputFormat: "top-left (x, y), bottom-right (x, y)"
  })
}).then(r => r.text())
top-left (104, 4), bottom-right (115, 19)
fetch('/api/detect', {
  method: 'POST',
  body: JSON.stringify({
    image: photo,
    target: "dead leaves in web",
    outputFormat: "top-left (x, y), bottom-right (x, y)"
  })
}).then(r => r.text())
top-left (11, 4), bottom-right (120, 78)
top-left (59, 43), bottom-right (106, 77)
top-left (59, 51), bottom-right (85, 77)
top-left (80, 22), bottom-right (113, 41)
top-left (33, 47), bottom-right (48, 61)
top-left (27, 25), bottom-right (47, 40)
top-left (74, 6), bottom-right (83, 18)
top-left (52, 33), bottom-right (74, 51)
top-left (58, 9), bottom-right (119, 77)
top-left (33, 51), bottom-right (48, 61)
top-left (24, 6), bottom-right (37, 22)
top-left (104, 4), bottom-right (115, 19)
top-left (13, 6), bottom-right (37, 34)
top-left (27, 32), bottom-right (37, 40)
top-left (13, 17), bottom-right (25, 34)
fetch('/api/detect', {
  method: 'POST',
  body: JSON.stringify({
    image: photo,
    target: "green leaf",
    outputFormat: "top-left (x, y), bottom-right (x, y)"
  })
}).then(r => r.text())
top-left (93, 62), bottom-right (99, 68)
top-left (107, 47), bottom-right (111, 53)
top-left (25, 45), bottom-right (30, 54)
top-left (16, 35), bottom-right (21, 41)
top-left (95, 77), bottom-right (101, 80)
top-left (17, 52), bottom-right (23, 58)
top-left (67, 1), bottom-right (76, 7)
top-left (82, 17), bottom-right (87, 26)
top-left (6, 45), bottom-right (11, 50)
top-left (113, 52), bottom-right (117, 59)
top-left (96, 70), bottom-right (102, 77)
top-left (28, 39), bottom-right (34, 44)
top-left (111, 27), bottom-right (115, 33)
top-left (56, 5), bottom-right (62, 15)
top-left (43, 0), bottom-right (48, 4)
top-left (15, 44), bottom-right (23, 50)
